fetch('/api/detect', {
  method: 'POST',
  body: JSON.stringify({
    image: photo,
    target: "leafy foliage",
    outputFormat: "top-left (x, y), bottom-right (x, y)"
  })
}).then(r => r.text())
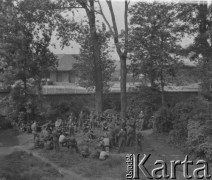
top-left (176, 2), bottom-right (212, 98)
top-left (129, 2), bottom-right (183, 89)
top-left (0, 0), bottom-right (60, 124)
top-left (153, 106), bottom-right (173, 133)
top-left (166, 97), bottom-right (212, 160)
top-left (73, 23), bottom-right (116, 91)
top-left (46, 97), bottom-right (90, 121)
top-left (128, 86), bottom-right (161, 129)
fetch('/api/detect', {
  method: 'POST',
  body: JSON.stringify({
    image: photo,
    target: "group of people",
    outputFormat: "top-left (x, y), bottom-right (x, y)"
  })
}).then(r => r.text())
top-left (30, 109), bottom-right (144, 160)
top-left (80, 110), bottom-right (144, 154)
top-left (31, 118), bottom-right (79, 153)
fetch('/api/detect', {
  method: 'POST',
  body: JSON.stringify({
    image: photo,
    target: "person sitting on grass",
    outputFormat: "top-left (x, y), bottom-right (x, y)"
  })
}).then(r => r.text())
top-left (69, 136), bottom-right (80, 153)
top-left (99, 151), bottom-right (109, 160)
top-left (44, 130), bottom-right (53, 151)
top-left (81, 144), bottom-right (90, 158)
top-left (88, 130), bottom-right (95, 140)
top-left (34, 134), bottom-right (44, 149)
top-left (59, 133), bottom-right (67, 146)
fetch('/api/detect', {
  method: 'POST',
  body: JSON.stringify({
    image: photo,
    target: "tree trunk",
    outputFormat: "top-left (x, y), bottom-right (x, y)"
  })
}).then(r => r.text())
top-left (86, 0), bottom-right (103, 113)
top-left (120, 55), bottom-right (127, 120)
top-left (161, 85), bottom-right (165, 107)
top-left (104, 0), bottom-right (129, 120)
top-left (150, 75), bottom-right (155, 88)
top-left (161, 74), bottom-right (165, 107)
top-left (37, 77), bottom-right (43, 109)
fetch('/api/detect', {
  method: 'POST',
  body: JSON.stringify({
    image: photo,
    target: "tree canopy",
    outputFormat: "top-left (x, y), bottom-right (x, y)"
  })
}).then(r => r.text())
top-left (73, 22), bottom-right (116, 92)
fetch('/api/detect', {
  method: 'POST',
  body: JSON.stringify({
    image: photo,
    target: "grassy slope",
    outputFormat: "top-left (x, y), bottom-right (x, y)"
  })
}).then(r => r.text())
top-left (0, 151), bottom-right (60, 180)
top-left (0, 129), bottom-right (19, 147)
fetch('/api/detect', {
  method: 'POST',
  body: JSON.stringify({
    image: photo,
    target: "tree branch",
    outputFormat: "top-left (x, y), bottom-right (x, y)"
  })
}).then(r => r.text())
top-left (97, 0), bottom-right (114, 36)
top-left (123, 0), bottom-right (129, 56)
top-left (106, 0), bottom-right (122, 56)
top-left (127, 0), bottom-right (130, 6)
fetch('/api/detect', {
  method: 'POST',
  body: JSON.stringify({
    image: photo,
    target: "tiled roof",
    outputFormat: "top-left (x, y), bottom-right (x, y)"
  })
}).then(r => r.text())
top-left (56, 54), bottom-right (79, 71)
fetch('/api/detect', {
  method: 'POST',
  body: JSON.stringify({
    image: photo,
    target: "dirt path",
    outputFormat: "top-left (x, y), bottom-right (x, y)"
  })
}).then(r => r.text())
top-left (0, 129), bottom-right (86, 180)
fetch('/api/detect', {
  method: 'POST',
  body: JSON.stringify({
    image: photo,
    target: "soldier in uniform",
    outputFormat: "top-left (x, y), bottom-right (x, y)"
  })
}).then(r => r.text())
top-left (136, 131), bottom-right (143, 151)
top-left (118, 128), bottom-right (126, 153)
top-left (69, 136), bottom-right (80, 153)
top-left (139, 110), bottom-right (144, 130)
top-left (109, 122), bottom-right (120, 147)
top-left (78, 110), bottom-right (84, 131)
top-left (81, 143), bottom-right (90, 158)
top-left (126, 123), bottom-right (134, 146)
top-left (31, 120), bottom-right (37, 141)
top-left (52, 128), bottom-right (60, 152)
top-left (68, 113), bottom-right (75, 137)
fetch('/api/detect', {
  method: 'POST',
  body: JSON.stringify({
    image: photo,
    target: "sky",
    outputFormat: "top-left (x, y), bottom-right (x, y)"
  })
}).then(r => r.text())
top-left (49, 1), bottom-right (127, 59)
top-left (49, 0), bottom-right (194, 61)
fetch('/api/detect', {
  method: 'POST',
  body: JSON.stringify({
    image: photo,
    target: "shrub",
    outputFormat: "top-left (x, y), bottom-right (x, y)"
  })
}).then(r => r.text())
top-left (168, 99), bottom-right (196, 146)
top-left (153, 107), bottom-right (173, 133)
top-left (197, 142), bottom-right (212, 161)
top-left (46, 97), bottom-right (91, 121)
top-left (127, 86), bottom-right (161, 129)
top-left (168, 96), bottom-right (212, 160)
top-left (0, 116), bottom-right (12, 129)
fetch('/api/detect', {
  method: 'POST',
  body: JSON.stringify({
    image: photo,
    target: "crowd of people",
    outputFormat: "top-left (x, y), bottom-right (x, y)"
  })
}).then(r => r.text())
top-left (29, 109), bottom-right (144, 160)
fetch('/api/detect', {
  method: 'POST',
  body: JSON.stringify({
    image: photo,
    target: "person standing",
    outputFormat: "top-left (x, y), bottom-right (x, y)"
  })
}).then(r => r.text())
top-left (126, 123), bottom-right (134, 146)
top-left (78, 111), bottom-right (84, 132)
top-left (55, 118), bottom-right (62, 130)
top-left (139, 110), bottom-right (144, 130)
top-left (31, 120), bottom-right (37, 141)
top-left (52, 128), bottom-right (60, 152)
top-left (103, 133), bottom-right (110, 153)
top-left (89, 111), bottom-right (94, 129)
top-left (118, 128), bottom-right (126, 153)
top-left (68, 113), bottom-right (75, 137)
top-left (136, 131), bottom-right (143, 152)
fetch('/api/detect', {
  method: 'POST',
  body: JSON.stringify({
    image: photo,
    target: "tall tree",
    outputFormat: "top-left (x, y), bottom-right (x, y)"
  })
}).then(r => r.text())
top-left (0, 0), bottom-right (58, 123)
top-left (98, 0), bottom-right (130, 120)
top-left (176, 2), bottom-right (212, 99)
top-left (129, 2), bottom-right (183, 106)
top-left (73, 23), bottom-right (116, 92)
top-left (55, 0), bottom-right (104, 113)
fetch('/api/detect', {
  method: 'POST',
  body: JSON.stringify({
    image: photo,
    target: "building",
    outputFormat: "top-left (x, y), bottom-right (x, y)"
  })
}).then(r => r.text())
top-left (50, 54), bottom-right (79, 84)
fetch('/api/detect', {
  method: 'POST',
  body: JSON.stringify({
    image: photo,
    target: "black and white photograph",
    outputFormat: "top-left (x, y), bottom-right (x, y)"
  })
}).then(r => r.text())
top-left (0, 0), bottom-right (212, 179)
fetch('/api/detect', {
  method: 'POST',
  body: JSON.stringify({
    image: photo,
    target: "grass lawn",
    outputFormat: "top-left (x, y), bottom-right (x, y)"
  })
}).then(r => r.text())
top-left (0, 129), bottom-right (19, 147)
top-left (0, 151), bottom-right (61, 180)
top-left (40, 148), bottom-right (127, 180)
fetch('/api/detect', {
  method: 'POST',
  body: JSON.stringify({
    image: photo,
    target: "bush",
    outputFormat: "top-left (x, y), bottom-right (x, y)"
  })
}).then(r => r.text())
top-left (168, 96), bottom-right (212, 160)
top-left (0, 115), bottom-right (12, 129)
top-left (46, 97), bottom-right (91, 121)
top-left (168, 99), bottom-right (196, 146)
top-left (197, 142), bottom-right (212, 161)
top-left (127, 86), bottom-right (161, 129)
top-left (153, 107), bottom-right (173, 133)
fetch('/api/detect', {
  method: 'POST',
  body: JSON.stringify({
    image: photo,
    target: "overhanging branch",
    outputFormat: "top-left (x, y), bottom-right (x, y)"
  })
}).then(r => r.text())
top-left (97, 0), bottom-right (114, 36)
top-left (106, 0), bottom-right (122, 56)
